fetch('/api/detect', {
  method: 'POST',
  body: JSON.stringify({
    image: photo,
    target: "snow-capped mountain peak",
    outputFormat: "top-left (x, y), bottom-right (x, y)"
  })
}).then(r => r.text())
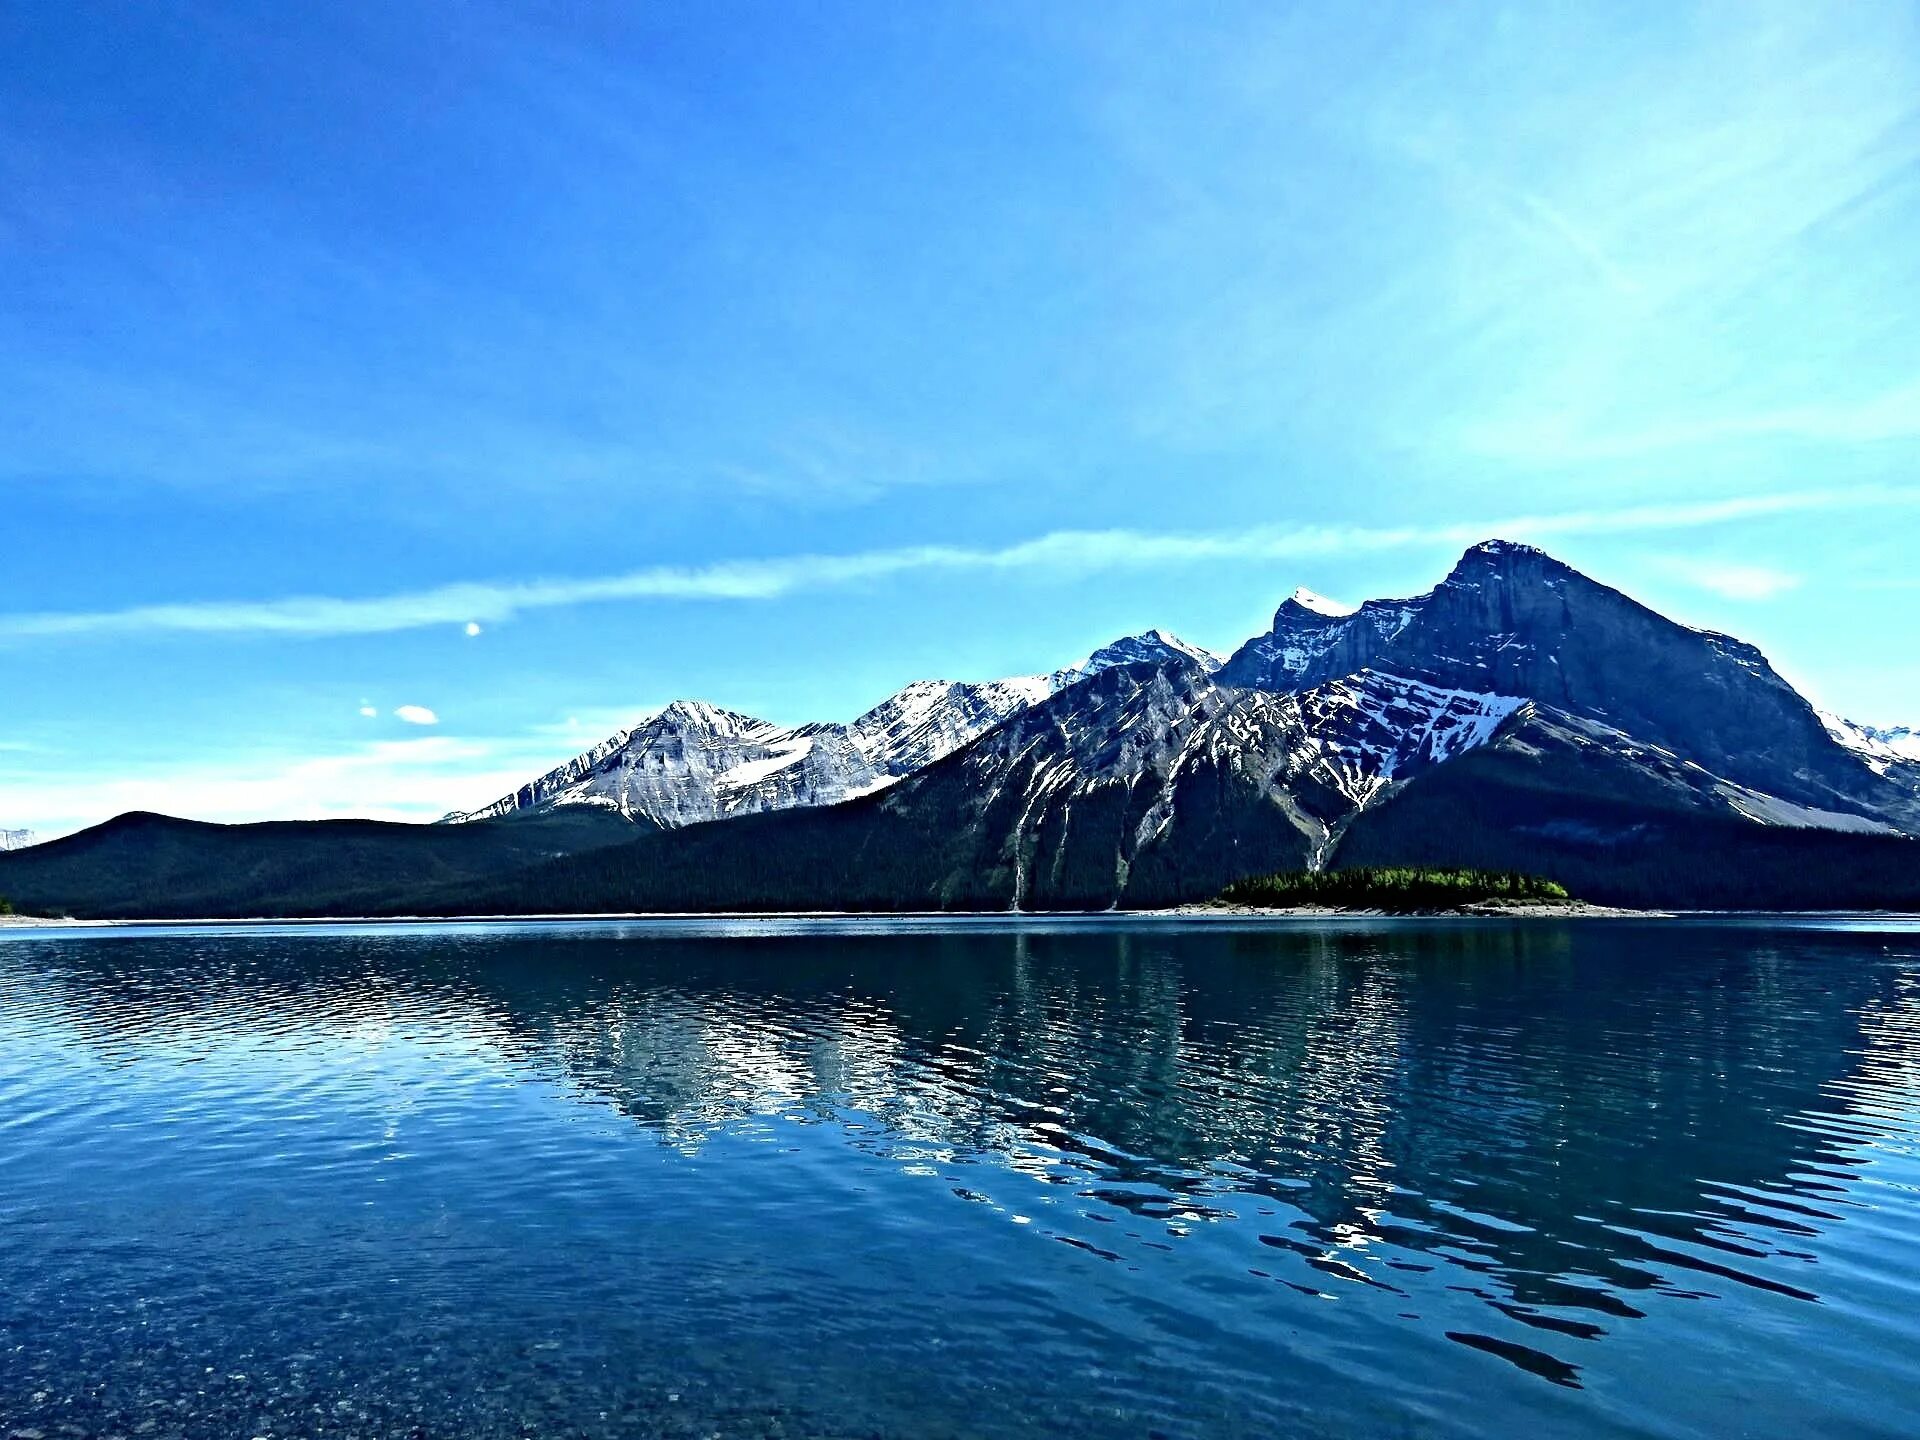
top-left (1461, 538), bottom-right (1549, 562)
top-left (650, 699), bottom-right (771, 736)
top-left (1049, 629), bottom-right (1222, 690)
top-left (1285, 587), bottom-right (1355, 618)
top-left (447, 627), bottom-right (1232, 829)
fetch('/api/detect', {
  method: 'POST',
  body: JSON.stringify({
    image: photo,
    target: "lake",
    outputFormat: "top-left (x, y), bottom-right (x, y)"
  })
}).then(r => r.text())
top-left (1, 916), bottom-right (1916, 1438)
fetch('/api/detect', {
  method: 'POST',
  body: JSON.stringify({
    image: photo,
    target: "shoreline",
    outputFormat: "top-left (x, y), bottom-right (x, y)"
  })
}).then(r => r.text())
top-left (1164, 899), bottom-right (1661, 919)
top-left (0, 903), bottom-right (1658, 927)
top-left (9, 903), bottom-right (1914, 930)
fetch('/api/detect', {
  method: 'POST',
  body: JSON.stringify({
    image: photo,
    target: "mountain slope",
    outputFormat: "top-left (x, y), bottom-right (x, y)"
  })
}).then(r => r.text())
top-left (1335, 708), bottom-right (1920, 909)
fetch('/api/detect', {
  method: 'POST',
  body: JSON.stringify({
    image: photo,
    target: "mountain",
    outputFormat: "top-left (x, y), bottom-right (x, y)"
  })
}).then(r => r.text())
top-left (416, 616), bottom-right (1916, 918)
top-left (442, 630), bottom-right (1217, 828)
top-left (407, 659), bottom-right (1530, 914)
top-left (4, 541), bottom-right (1916, 918)
top-left (1221, 540), bottom-right (1894, 824)
top-left (0, 828), bottom-right (35, 852)
top-left (392, 652), bottom-right (1918, 917)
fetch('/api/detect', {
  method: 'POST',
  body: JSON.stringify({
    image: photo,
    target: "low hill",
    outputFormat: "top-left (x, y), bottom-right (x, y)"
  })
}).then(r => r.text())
top-left (0, 808), bottom-right (637, 920)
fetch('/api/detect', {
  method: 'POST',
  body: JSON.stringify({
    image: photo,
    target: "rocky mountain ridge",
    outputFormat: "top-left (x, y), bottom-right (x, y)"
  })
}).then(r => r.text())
top-left (443, 631), bottom-right (1215, 828)
top-left (454, 539), bottom-right (1915, 845)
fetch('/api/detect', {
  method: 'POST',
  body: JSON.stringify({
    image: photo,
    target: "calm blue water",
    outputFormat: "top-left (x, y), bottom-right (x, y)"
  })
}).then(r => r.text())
top-left (1, 916), bottom-right (1917, 1438)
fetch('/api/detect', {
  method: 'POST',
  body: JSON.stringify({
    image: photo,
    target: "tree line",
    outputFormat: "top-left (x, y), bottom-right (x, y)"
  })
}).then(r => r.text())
top-left (1218, 867), bottom-right (1572, 911)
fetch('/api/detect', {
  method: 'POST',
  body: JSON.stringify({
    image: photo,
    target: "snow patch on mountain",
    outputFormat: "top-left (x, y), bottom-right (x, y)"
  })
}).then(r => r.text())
top-left (715, 735), bottom-right (817, 790)
top-left (1821, 712), bottom-right (1920, 775)
top-left (1288, 588), bottom-right (1355, 618)
top-left (1287, 672), bottom-right (1525, 807)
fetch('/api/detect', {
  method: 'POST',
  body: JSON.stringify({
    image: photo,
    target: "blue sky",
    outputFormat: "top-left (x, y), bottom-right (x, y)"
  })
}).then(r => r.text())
top-left (4, 1), bottom-right (1919, 837)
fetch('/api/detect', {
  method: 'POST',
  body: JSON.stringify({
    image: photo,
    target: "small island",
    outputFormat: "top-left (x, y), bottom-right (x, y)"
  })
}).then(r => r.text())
top-left (1197, 867), bottom-right (1633, 916)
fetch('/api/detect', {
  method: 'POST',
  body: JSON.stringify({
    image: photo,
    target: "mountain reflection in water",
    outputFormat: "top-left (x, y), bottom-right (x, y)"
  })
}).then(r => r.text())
top-left (2, 917), bottom-right (1917, 1439)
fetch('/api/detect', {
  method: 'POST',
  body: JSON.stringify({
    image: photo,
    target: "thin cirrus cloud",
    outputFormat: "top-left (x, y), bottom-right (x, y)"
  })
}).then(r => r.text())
top-left (0, 486), bottom-right (1912, 644)
top-left (1657, 558), bottom-right (1803, 602)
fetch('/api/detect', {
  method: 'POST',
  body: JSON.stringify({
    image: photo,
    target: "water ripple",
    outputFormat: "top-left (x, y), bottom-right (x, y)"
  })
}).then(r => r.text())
top-left (1, 916), bottom-right (1917, 1437)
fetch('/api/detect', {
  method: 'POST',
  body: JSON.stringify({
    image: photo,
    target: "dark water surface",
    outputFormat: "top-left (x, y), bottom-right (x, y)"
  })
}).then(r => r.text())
top-left (2, 917), bottom-right (1917, 1439)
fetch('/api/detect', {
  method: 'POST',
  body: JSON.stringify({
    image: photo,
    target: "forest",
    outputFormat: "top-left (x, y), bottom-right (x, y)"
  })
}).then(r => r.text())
top-left (1217, 868), bottom-right (1572, 911)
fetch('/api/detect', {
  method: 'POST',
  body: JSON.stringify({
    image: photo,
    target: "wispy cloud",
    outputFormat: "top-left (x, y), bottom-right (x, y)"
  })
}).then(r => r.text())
top-left (1, 486), bottom-right (1915, 643)
top-left (1510, 190), bottom-right (1641, 299)
top-left (1655, 558), bottom-right (1803, 602)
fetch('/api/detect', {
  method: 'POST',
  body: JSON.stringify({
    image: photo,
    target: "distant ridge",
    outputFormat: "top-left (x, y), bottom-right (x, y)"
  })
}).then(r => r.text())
top-left (441, 630), bottom-right (1218, 829)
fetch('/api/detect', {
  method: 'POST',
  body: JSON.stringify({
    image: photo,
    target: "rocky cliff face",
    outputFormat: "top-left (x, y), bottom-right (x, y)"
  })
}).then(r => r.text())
top-left (867, 658), bottom-right (1532, 905)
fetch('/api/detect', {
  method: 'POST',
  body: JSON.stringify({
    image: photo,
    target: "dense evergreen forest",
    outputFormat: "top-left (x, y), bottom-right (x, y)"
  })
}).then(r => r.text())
top-left (1218, 868), bottom-right (1571, 910)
